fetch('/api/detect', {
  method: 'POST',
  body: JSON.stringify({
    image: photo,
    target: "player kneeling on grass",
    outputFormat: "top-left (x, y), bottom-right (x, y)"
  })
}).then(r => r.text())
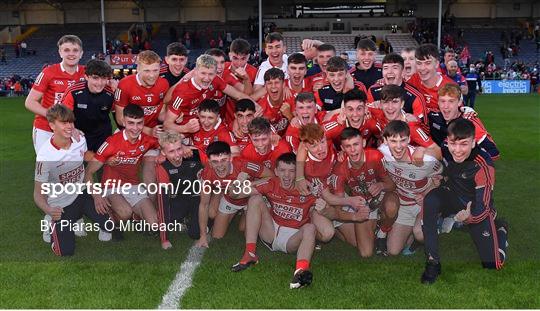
top-left (378, 120), bottom-right (443, 256)
top-left (85, 104), bottom-right (160, 238)
top-left (34, 105), bottom-right (112, 256)
top-left (229, 152), bottom-right (322, 289)
top-left (420, 118), bottom-right (509, 284)
top-left (197, 141), bottom-right (273, 248)
top-left (156, 131), bottom-right (204, 250)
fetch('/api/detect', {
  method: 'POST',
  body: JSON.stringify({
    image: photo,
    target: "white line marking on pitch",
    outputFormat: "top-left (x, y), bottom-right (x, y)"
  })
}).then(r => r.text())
top-left (158, 242), bottom-right (208, 309)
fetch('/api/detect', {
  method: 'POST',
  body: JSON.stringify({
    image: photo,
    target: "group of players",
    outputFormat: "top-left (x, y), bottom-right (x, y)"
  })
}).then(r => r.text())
top-left (28, 32), bottom-right (508, 289)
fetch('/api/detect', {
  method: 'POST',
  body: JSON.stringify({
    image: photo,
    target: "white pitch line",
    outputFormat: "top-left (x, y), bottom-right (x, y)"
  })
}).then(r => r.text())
top-left (158, 243), bottom-right (208, 309)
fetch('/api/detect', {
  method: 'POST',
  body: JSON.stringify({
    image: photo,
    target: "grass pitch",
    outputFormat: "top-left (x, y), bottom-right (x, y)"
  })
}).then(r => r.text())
top-left (0, 94), bottom-right (539, 308)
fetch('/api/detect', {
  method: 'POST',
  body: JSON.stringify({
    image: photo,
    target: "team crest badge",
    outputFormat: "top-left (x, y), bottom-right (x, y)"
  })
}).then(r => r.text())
top-left (139, 145), bottom-right (145, 152)
top-left (299, 196), bottom-right (306, 203)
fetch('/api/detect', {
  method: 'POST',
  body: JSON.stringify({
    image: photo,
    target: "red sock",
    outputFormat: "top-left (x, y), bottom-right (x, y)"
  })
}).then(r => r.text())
top-left (381, 225), bottom-right (393, 233)
top-left (295, 259), bottom-right (310, 271)
top-left (240, 243), bottom-right (257, 264)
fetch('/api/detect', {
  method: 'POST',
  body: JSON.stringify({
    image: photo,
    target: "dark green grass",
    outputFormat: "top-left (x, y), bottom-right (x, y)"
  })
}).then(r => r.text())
top-left (0, 95), bottom-right (539, 308)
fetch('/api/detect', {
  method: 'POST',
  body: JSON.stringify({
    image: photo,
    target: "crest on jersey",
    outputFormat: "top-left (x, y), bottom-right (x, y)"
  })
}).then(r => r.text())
top-left (139, 145), bottom-right (146, 152)
top-left (299, 196), bottom-right (306, 203)
top-left (368, 168), bottom-right (374, 175)
top-left (409, 172), bottom-right (416, 179)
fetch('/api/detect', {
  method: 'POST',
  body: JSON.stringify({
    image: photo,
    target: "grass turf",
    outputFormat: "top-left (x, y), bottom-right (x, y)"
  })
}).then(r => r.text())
top-left (0, 94), bottom-right (539, 308)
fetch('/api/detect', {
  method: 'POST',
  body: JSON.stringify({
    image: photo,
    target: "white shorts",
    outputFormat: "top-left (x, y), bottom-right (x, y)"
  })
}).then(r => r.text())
top-left (104, 184), bottom-right (148, 207)
top-left (395, 204), bottom-right (421, 227)
top-left (270, 220), bottom-right (299, 253)
top-left (218, 196), bottom-right (245, 214)
top-left (33, 127), bottom-right (53, 154)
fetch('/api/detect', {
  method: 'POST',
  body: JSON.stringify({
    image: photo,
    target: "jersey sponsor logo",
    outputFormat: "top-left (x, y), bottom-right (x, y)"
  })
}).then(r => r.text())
top-left (273, 202), bottom-right (303, 222)
top-left (75, 90), bottom-right (84, 95)
top-left (169, 168), bottom-right (179, 174)
top-left (58, 164), bottom-right (84, 184)
top-left (77, 103), bottom-right (87, 109)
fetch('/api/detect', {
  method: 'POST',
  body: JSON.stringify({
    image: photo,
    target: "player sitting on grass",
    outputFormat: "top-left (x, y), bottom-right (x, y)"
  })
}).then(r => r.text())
top-left (85, 104), bottom-right (160, 238)
top-left (229, 152), bottom-right (323, 289)
top-left (420, 118), bottom-right (508, 284)
top-left (378, 120), bottom-right (443, 256)
top-left (34, 105), bottom-right (111, 256)
top-left (197, 141), bottom-right (273, 248)
top-left (156, 131), bottom-right (204, 250)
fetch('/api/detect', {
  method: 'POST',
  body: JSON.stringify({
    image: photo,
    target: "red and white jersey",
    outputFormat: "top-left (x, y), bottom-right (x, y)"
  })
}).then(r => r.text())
top-left (31, 63), bottom-right (86, 131)
top-left (240, 139), bottom-right (292, 170)
top-left (200, 157), bottom-right (263, 206)
top-left (407, 73), bottom-right (456, 112)
top-left (323, 113), bottom-right (382, 146)
top-left (222, 62), bottom-right (257, 124)
top-left (191, 118), bottom-right (236, 152)
top-left (169, 77), bottom-right (227, 125)
top-left (94, 130), bottom-right (159, 185)
top-left (114, 74), bottom-right (168, 128)
top-left (255, 177), bottom-right (316, 229)
top-left (254, 56), bottom-right (289, 86)
top-left (257, 95), bottom-right (294, 136)
top-left (35, 136), bottom-right (87, 208)
top-left (284, 77), bottom-right (314, 111)
top-left (378, 144), bottom-right (442, 206)
top-left (304, 143), bottom-right (337, 197)
top-left (328, 149), bottom-right (388, 200)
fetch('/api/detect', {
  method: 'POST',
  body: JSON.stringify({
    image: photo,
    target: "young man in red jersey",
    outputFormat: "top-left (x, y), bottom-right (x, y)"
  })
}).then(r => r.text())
top-left (407, 44), bottom-right (456, 112)
top-left (191, 99), bottom-right (237, 154)
top-left (164, 54), bottom-right (248, 135)
top-left (26, 35), bottom-right (86, 153)
top-left (229, 153), bottom-right (321, 289)
top-left (284, 92), bottom-right (321, 153)
top-left (114, 50), bottom-right (168, 138)
top-left (328, 127), bottom-right (399, 257)
top-left (240, 117), bottom-right (292, 170)
top-left (257, 68), bottom-right (294, 136)
top-left (366, 53), bottom-right (428, 129)
top-left (85, 104), bottom-right (160, 238)
top-left (222, 38), bottom-right (257, 124)
top-left (284, 53), bottom-right (314, 100)
top-left (197, 141), bottom-right (272, 248)
top-left (322, 89), bottom-right (381, 148)
top-left (350, 39), bottom-right (382, 89)
top-left (371, 85), bottom-right (442, 162)
top-left (229, 99), bottom-right (257, 152)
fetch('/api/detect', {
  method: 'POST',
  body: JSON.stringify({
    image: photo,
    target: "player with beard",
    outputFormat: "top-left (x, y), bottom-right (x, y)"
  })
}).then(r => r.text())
top-left (446, 60), bottom-right (468, 96)
top-left (378, 120), bottom-right (443, 256)
top-left (407, 44), bottom-right (456, 112)
top-left (350, 39), bottom-right (383, 89)
top-left (428, 84), bottom-right (499, 161)
top-left (328, 127), bottom-right (399, 257)
top-left (241, 117), bottom-right (292, 169)
top-left (366, 53), bottom-right (429, 130)
top-left (400, 47), bottom-right (417, 82)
